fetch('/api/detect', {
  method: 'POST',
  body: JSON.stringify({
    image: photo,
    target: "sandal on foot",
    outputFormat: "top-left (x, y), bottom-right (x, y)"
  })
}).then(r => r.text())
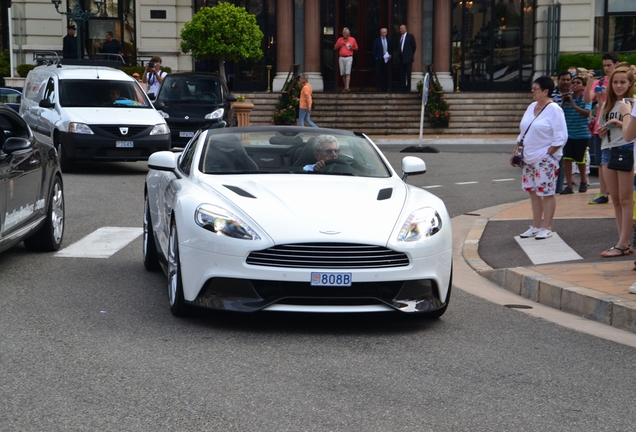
top-left (600, 246), bottom-right (633, 257)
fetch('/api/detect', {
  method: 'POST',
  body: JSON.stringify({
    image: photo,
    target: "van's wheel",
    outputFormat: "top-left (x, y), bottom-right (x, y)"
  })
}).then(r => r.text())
top-left (55, 133), bottom-right (75, 173)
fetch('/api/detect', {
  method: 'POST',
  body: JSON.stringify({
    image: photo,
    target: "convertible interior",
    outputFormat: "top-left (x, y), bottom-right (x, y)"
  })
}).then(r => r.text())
top-left (198, 130), bottom-right (390, 178)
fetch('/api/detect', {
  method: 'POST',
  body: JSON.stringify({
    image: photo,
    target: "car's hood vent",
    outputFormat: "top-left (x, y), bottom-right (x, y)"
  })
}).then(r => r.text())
top-left (224, 184), bottom-right (256, 198)
top-left (377, 188), bottom-right (392, 200)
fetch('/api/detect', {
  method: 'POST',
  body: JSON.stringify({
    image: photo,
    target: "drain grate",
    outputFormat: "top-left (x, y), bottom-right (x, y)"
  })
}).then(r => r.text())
top-left (504, 304), bottom-right (533, 309)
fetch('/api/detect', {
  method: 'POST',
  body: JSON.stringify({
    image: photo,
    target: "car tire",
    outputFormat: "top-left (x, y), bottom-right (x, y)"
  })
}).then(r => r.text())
top-left (23, 175), bottom-right (65, 252)
top-left (55, 132), bottom-right (75, 173)
top-left (143, 194), bottom-right (161, 272)
top-left (168, 219), bottom-right (191, 317)
top-left (425, 266), bottom-right (452, 319)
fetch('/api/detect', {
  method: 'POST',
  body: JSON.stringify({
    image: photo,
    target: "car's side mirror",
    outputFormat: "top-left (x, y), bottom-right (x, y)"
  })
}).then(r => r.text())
top-left (39, 99), bottom-right (55, 109)
top-left (154, 101), bottom-right (165, 110)
top-left (401, 156), bottom-right (426, 181)
top-left (148, 150), bottom-right (177, 171)
top-left (3, 137), bottom-right (33, 154)
top-left (227, 94), bottom-right (238, 103)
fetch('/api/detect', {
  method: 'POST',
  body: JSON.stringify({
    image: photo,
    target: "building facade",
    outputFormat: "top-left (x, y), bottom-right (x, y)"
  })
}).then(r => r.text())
top-left (4, 0), bottom-right (636, 92)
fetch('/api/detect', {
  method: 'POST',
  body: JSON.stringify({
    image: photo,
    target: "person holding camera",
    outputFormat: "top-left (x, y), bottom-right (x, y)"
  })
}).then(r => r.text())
top-left (143, 56), bottom-right (167, 100)
top-left (560, 75), bottom-right (592, 194)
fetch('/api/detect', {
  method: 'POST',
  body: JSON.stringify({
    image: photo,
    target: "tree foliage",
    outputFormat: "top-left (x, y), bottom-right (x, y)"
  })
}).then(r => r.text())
top-left (180, 3), bottom-right (263, 80)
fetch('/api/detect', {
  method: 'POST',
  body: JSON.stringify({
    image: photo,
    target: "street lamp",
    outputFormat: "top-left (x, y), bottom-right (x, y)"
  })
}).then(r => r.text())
top-left (51, 0), bottom-right (104, 61)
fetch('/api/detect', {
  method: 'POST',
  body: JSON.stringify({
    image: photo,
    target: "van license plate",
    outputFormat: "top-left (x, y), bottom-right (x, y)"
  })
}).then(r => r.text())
top-left (116, 141), bottom-right (134, 148)
top-left (180, 132), bottom-right (195, 138)
top-left (311, 272), bottom-right (352, 286)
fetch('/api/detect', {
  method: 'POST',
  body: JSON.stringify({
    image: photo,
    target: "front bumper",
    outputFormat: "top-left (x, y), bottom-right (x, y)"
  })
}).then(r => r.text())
top-left (178, 243), bottom-right (453, 314)
top-left (167, 119), bottom-right (226, 146)
top-left (60, 131), bottom-right (171, 162)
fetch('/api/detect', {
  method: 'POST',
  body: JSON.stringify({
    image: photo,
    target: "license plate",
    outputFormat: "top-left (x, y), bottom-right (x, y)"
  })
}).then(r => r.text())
top-left (311, 272), bottom-right (352, 287)
top-left (116, 141), bottom-right (134, 148)
top-left (180, 131), bottom-right (195, 138)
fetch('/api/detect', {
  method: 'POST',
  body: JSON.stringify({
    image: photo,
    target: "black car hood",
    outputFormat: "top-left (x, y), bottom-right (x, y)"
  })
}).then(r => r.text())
top-left (158, 101), bottom-right (224, 120)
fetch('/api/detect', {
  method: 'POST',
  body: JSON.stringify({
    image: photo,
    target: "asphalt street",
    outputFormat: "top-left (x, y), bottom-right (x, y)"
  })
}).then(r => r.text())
top-left (2, 145), bottom-right (636, 430)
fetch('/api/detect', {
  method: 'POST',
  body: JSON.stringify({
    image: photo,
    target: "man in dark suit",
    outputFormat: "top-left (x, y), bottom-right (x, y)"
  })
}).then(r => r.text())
top-left (62, 25), bottom-right (78, 59)
top-left (398, 24), bottom-right (416, 92)
top-left (372, 28), bottom-right (391, 92)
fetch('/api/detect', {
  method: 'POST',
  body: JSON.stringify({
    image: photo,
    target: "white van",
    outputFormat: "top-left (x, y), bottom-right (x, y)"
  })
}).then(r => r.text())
top-left (20, 65), bottom-right (170, 172)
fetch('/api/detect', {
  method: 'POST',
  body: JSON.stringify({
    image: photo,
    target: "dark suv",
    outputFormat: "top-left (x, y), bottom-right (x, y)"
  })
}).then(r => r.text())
top-left (153, 72), bottom-right (237, 146)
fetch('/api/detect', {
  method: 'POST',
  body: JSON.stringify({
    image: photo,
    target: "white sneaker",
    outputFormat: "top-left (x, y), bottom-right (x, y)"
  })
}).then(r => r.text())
top-left (535, 228), bottom-right (553, 240)
top-left (520, 226), bottom-right (540, 238)
top-left (629, 283), bottom-right (636, 294)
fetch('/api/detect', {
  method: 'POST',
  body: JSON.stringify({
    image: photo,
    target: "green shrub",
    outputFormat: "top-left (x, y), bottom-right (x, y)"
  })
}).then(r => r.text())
top-left (557, 53), bottom-right (636, 74)
top-left (17, 64), bottom-right (35, 78)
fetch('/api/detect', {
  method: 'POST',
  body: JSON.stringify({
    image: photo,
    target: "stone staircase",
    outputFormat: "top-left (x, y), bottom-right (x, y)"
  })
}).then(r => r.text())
top-left (240, 91), bottom-right (532, 135)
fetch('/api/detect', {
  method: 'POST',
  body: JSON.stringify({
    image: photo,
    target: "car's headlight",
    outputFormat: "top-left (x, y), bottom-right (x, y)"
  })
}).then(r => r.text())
top-left (68, 123), bottom-right (93, 134)
top-left (195, 204), bottom-right (261, 240)
top-left (397, 207), bottom-right (442, 242)
top-left (205, 108), bottom-right (224, 120)
top-left (158, 110), bottom-right (169, 119)
top-left (150, 123), bottom-right (170, 135)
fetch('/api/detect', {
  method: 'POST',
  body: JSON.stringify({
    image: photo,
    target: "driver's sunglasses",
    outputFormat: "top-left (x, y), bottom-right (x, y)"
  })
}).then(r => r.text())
top-left (323, 149), bottom-right (340, 154)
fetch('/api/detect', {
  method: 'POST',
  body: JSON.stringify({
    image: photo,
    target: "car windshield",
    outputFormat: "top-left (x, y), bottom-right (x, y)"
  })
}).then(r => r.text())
top-left (195, 129), bottom-right (391, 178)
top-left (59, 79), bottom-right (151, 108)
top-left (157, 76), bottom-right (222, 103)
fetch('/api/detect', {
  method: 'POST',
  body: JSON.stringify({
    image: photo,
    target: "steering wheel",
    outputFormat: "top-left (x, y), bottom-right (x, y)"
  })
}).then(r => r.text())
top-left (200, 92), bottom-right (218, 102)
top-left (321, 158), bottom-right (357, 174)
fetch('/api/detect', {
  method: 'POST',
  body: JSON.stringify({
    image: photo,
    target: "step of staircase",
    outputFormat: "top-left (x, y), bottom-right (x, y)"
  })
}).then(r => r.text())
top-left (238, 91), bottom-right (532, 135)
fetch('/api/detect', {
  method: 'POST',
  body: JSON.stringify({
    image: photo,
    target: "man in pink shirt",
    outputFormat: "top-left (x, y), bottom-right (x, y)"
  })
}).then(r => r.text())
top-left (334, 27), bottom-right (358, 92)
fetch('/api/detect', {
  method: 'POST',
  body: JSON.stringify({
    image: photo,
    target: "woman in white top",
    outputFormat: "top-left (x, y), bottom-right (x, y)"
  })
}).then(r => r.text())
top-left (597, 66), bottom-right (635, 257)
top-left (510, 76), bottom-right (567, 240)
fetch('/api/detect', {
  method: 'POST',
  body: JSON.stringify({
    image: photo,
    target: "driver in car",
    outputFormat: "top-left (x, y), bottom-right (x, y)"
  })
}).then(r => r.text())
top-left (303, 135), bottom-right (340, 171)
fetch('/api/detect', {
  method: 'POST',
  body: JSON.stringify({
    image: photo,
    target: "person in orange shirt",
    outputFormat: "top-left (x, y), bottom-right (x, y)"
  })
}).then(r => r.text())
top-left (298, 74), bottom-right (317, 127)
top-left (334, 27), bottom-right (358, 92)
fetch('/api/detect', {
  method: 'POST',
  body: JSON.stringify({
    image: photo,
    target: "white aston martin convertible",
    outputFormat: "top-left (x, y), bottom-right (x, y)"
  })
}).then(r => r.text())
top-left (143, 126), bottom-right (453, 317)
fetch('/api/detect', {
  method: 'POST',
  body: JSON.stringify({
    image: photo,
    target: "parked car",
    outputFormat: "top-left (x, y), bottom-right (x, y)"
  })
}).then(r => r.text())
top-left (20, 65), bottom-right (170, 172)
top-left (143, 126), bottom-right (453, 318)
top-left (152, 72), bottom-right (237, 147)
top-left (0, 87), bottom-right (22, 112)
top-left (0, 105), bottom-right (64, 253)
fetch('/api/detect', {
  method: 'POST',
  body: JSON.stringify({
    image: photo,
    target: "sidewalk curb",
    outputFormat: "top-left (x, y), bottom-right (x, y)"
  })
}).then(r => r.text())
top-left (462, 217), bottom-right (636, 334)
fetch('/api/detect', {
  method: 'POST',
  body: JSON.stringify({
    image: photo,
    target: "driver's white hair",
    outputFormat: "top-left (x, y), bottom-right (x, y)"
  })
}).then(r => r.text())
top-left (313, 135), bottom-right (339, 152)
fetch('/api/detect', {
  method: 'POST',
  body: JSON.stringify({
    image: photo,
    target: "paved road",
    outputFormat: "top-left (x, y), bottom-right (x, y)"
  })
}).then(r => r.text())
top-left (2, 148), bottom-right (636, 430)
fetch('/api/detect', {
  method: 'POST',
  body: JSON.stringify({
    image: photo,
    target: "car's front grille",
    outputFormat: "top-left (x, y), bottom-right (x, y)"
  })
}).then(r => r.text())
top-left (95, 125), bottom-right (150, 137)
top-left (246, 243), bottom-right (410, 269)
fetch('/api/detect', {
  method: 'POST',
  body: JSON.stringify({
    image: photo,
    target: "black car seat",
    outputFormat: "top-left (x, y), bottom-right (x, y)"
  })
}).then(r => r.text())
top-left (291, 137), bottom-right (317, 167)
top-left (204, 135), bottom-right (259, 172)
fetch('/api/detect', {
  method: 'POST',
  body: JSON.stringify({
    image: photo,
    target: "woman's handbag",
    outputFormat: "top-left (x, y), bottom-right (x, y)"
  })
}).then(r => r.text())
top-left (608, 147), bottom-right (634, 172)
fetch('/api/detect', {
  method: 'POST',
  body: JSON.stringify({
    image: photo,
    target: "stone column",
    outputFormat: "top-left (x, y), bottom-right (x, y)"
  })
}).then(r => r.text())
top-left (407, 0), bottom-right (423, 92)
top-left (433, 0), bottom-right (453, 92)
top-left (273, 0), bottom-right (294, 91)
top-left (304, 0), bottom-right (323, 91)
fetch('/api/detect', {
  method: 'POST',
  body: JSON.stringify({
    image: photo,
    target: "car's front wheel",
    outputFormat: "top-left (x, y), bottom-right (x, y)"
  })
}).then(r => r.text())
top-left (167, 219), bottom-right (191, 316)
top-left (143, 194), bottom-right (161, 272)
top-left (24, 175), bottom-right (65, 252)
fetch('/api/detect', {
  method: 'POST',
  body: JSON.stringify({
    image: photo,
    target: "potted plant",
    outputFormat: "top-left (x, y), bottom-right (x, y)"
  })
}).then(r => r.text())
top-left (180, 3), bottom-right (264, 84)
top-left (425, 80), bottom-right (451, 127)
top-left (271, 82), bottom-right (301, 125)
